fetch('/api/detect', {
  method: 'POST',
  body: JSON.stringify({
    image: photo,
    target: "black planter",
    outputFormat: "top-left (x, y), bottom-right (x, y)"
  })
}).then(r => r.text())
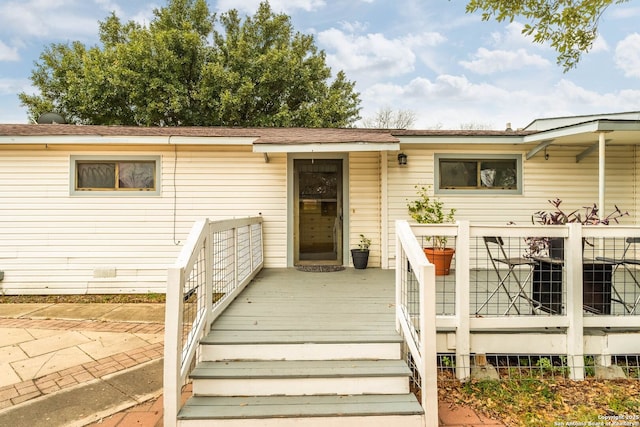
top-left (351, 249), bottom-right (369, 269)
top-left (548, 237), bottom-right (564, 260)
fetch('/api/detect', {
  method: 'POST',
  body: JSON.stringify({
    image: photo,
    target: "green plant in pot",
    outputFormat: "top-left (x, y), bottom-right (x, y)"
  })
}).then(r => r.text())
top-left (407, 185), bottom-right (456, 275)
top-left (351, 234), bottom-right (371, 269)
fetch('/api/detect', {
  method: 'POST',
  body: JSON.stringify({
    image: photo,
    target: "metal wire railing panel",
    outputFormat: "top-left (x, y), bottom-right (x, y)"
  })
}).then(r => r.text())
top-left (164, 217), bottom-right (264, 427)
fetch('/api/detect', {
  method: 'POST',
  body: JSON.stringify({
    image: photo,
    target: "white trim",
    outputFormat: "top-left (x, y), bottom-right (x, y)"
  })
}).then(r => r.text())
top-left (397, 136), bottom-right (523, 144)
top-left (0, 135), bottom-right (256, 145)
top-left (381, 152), bottom-right (389, 269)
top-left (253, 142), bottom-right (399, 153)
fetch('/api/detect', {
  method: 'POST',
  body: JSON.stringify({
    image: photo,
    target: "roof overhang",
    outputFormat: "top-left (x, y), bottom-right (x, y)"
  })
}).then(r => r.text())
top-left (252, 141), bottom-right (400, 153)
top-left (0, 135), bottom-right (257, 145)
top-left (522, 119), bottom-right (640, 145)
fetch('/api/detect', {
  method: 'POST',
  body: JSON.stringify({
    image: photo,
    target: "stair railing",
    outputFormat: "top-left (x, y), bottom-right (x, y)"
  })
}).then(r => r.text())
top-left (395, 220), bottom-right (438, 427)
top-left (164, 216), bottom-right (264, 427)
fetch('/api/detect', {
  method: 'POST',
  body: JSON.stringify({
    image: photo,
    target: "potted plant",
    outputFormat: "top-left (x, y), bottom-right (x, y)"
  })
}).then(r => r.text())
top-left (526, 198), bottom-right (628, 314)
top-left (526, 198), bottom-right (628, 259)
top-left (351, 234), bottom-right (371, 269)
top-left (407, 185), bottom-right (456, 275)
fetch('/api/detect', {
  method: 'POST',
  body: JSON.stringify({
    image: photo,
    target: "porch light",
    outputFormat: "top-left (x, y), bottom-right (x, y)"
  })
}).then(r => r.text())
top-left (397, 152), bottom-right (408, 166)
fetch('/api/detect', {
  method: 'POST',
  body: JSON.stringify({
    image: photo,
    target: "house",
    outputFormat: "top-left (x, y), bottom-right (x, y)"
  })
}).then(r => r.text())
top-left (1, 111), bottom-right (639, 295)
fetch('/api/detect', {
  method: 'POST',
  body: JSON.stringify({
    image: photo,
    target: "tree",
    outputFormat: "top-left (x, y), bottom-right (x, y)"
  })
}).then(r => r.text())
top-left (19, 0), bottom-right (361, 127)
top-left (361, 107), bottom-right (416, 129)
top-left (465, 0), bottom-right (628, 71)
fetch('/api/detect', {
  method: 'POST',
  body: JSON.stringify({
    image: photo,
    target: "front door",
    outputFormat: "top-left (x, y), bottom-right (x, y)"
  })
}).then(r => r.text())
top-left (294, 159), bottom-right (343, 265)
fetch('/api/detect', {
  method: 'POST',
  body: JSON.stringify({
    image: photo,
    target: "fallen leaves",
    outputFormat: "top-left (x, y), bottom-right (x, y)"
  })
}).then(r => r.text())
top-left (438, 377), bottom-right (640, 427)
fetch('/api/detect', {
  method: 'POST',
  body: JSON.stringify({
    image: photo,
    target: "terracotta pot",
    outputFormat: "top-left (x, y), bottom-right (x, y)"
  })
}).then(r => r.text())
top-left (423, 247), bottom-right (455, 276)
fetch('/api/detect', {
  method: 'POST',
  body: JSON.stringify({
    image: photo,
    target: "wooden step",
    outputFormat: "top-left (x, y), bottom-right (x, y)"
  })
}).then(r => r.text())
top-left (177, 394), bottom-right (424, 427)
top-left (200, 329), bottom-right (403, 361)
top-left (190, 360), bottom-right (411, 396)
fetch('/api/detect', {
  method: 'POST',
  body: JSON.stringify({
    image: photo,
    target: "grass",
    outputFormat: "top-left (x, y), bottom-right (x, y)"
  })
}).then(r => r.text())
top-left (439, 377), bottom-right (640, 426)
top-left (0, 293), bottom-right (166, 304)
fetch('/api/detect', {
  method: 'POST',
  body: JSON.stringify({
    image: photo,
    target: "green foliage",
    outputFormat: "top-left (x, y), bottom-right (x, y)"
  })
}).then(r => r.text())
top-left (357, 234), bottom-right (371, 250)
top-left (465, 0), bottom-right (629, 71)
top-left (406, 185), bottom-right (456, 249)
top-left (407, 185), bottom-right (456, 225)
top-left (19, 0), bottom-right (361, 127)
top-left (441, 355), bottom-right (456, 368)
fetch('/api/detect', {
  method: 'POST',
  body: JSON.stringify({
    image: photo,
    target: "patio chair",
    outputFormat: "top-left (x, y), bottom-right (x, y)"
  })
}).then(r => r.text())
top-left (596, 237), bottom-right (640, 314)
top-left (477, 236), bottom-right (540, 315)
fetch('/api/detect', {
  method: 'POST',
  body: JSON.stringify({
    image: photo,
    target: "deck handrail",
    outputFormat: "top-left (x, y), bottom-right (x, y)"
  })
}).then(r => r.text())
top-left (395, 220), bottom-right (439, 427)
top-left (407, 221), bottom-right (640, 383)
top-left (163, 216), bottom-right (264, 427)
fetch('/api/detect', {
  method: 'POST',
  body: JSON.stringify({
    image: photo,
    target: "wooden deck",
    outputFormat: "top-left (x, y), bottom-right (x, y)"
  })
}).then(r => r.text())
top-left (178, 267), bottom-right (426, 426)
top-left (208, 267), bottom-right (399, 342)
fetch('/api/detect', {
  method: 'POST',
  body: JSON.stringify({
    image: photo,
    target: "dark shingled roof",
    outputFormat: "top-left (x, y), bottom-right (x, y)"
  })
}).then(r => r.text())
top-left (0, 123), bottom-right (535, 143)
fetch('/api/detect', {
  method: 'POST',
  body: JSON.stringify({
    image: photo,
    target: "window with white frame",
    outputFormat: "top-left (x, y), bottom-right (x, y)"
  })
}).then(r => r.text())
top-left (71, 156), bottom-right (160, 195)
top-left (435, 154), bottom-right (521, 194)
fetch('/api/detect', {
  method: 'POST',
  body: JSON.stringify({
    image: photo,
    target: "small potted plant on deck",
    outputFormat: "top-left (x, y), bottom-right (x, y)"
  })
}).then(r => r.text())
top-left (407, 185), bottom-right (456, 275)
top-left (351, 234), bottom-right (371, 269)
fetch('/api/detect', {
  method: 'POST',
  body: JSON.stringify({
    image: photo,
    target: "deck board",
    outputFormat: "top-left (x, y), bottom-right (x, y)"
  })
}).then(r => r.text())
top-left (208, 268), bottom-right (399, 344)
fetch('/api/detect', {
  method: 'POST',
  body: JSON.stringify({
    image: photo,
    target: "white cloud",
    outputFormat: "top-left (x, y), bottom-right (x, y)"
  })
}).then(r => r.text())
top-left (608, 6), bottom-right (640, 19)
top-left (615, 33), bottom-right (640, 78)
top-left (0, 41), bottom-right (19, 61)
top-left (589, 35), bottom-right (609, 53)
top-left (215, 0), bottom-right (325, 14)
top-left (94, 0), bottom-right (123, 15)
top-left (338, 21), bottom-right (369, 33)
top-left (318, 29), bottom-right (445, 84)
top-left (490, 22), bottom-right (537, 49)
top-left (319, 29), bottom-right (416, 79)
top-left (460, 47), bottom-right (550, 74)
top-left (0, 77), bottom-right (31, 96)
top-left (0, 0), bottom-right (100, 40)
top-left (358, 72), bottom-right (640, 130)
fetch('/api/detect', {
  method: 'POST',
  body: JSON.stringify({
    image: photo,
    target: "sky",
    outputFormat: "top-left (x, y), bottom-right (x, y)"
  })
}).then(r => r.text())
top-left (0, 0), bottom-right (639, 130)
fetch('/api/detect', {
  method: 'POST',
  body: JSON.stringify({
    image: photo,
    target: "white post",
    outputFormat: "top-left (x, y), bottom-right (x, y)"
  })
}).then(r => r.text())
top-left (599, 132), bottom-right (606, 219)
top-left (566, 223), bottom-right (585, 380)
top-left (420, 262), bottom-right (439, 427)
top-left (395, 225), bottom-right (403, 333)
top-left (455, 221), bottom-right (471, 380)
top-left (204, 220), bottom-right (214, 332)
top-left (163, 267), bottom-right (184, 427)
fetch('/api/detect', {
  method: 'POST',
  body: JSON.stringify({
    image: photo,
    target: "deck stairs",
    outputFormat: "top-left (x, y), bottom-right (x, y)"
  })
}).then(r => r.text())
top-left (176, 268), bottom-right (425, 426)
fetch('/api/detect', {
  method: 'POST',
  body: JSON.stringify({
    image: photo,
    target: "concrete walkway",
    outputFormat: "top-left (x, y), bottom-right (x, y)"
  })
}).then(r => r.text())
top-left (0, 301), bottom-right (505, 427)
top-left (0, 303), bottom-right (164, 426)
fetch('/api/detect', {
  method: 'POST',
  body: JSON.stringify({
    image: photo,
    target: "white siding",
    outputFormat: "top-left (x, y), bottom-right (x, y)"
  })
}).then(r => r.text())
top-left (385, 144), bottom-right (638, 266)
top-left (0, 145), bottom-right (287, 294)
top-left (348, 152), bottom-right (381, 267)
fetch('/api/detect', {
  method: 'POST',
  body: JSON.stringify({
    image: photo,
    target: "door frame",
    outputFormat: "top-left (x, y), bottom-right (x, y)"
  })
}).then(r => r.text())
top-left (287, 153), bottom-right (350, 267)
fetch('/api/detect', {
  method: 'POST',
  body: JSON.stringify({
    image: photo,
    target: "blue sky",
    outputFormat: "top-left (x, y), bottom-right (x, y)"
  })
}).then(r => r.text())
top-left (0, 0), bottom-right (639, 129)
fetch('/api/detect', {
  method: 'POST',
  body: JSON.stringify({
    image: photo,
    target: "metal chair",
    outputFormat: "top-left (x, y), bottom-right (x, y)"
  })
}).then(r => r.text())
top-left (477, 236), bottom-right (539, 315)
top-left (597, 237), bottom-right (640, 314)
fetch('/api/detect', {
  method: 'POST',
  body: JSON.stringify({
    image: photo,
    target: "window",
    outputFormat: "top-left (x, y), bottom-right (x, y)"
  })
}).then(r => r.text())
top-left (435, 154), bottom-right (521, 194)
top-left (71, 156), bottom-right (160, 195)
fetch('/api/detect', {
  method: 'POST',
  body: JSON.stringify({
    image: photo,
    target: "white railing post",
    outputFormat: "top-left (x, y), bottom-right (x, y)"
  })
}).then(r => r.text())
top-left (204, 220), bottom-right (214, 332)
top-left (420, 262), bottom-right (439, 427)
top-left (395, 230), bottom-right (402, 333)
top-left (163, 266), bottom-right (184, 427)
top-left (455, 221), bottom-right (471, 381)
top-left (566, 223), bottom-right (585, 380)
top-left (234, 226), bottom-right (239, 288)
